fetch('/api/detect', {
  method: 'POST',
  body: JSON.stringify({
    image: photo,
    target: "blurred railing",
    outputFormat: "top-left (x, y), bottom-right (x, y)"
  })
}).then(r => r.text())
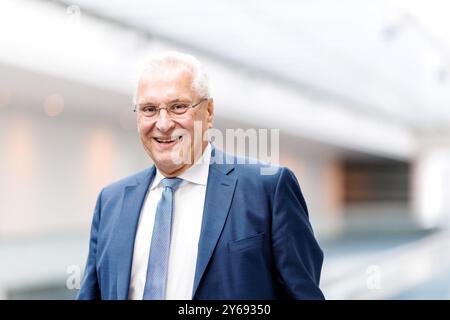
top-left (322, 229), bottom-right (450, 299)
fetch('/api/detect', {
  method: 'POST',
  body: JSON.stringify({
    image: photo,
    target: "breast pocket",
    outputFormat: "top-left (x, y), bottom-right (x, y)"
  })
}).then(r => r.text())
top-left (228, 232), bottom-right (265, 253)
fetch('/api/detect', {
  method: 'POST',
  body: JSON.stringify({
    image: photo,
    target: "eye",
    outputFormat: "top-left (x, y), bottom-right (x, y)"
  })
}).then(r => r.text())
top-left (171, 104), bottom-right (189, 112)
top-left (142, 106), bottom-right (157, 113)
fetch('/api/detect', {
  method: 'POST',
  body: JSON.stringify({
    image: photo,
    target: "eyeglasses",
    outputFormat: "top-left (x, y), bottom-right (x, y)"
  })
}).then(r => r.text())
top-left (133, 98), bottom-right (208, 118)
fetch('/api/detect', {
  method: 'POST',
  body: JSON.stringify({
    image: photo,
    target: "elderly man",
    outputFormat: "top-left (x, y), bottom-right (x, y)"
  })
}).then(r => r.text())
top-left (78, 51), bottom-right (324, 300)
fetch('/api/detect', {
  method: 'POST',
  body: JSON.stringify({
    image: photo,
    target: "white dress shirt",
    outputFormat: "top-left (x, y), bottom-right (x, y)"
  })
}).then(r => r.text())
top-left (128, 143), bottom-right (211, 300)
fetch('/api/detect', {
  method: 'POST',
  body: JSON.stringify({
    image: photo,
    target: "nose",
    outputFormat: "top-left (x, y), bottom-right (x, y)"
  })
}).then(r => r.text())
top-left (155, 109), bottom-right (175, 133)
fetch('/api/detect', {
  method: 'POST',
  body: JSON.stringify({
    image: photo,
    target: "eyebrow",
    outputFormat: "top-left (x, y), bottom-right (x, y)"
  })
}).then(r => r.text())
top-left (138, 98), bottom-right (190, 106)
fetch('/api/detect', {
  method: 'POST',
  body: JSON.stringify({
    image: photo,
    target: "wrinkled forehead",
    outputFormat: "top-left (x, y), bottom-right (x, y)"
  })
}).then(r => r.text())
top-left (136, 66), bottom-right (196, 104)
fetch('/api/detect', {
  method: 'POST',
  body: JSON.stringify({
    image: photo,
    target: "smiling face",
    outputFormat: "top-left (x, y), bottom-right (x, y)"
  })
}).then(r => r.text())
top-left (136, 66), bottom-right (214, 177)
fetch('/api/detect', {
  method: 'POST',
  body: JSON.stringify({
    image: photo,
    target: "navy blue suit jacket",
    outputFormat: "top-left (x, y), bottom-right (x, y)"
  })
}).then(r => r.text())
top-left (78, 147), bottom-right (324, 300)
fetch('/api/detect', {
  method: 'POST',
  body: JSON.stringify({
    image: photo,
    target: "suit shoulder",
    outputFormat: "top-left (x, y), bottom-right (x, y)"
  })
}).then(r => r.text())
top-left (224, 153), bottom-right (290, 185)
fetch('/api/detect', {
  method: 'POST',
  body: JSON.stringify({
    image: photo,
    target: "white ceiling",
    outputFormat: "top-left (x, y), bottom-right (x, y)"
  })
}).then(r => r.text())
top-left (55, 0), bottom-right (450, 130)
top-left (0, 0), bottom-right (417, 158)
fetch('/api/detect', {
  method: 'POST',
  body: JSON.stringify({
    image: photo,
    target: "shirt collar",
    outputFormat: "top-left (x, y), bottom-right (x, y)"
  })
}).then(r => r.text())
top-left (150, 143), bottom-right (212, 190)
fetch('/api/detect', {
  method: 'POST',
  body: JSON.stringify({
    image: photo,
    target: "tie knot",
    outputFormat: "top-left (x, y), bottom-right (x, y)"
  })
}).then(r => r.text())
top-left (161, 177), bottom-right (183, 190)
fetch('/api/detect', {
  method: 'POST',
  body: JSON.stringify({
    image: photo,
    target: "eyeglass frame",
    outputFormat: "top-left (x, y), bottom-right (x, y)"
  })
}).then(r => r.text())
top-left (133, 97), bottom-right (208, 118)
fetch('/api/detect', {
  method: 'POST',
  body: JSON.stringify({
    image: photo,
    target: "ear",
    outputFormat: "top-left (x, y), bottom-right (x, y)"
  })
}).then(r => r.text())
top-left (206, 98), bottom-right (214, 128)
top-left (136, 116), bottom-right (141, 133)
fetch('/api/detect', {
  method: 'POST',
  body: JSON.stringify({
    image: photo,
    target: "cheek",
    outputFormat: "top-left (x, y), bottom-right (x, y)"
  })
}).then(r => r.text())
top-left (193, 111), bottom-right (210, 129)
top-left (176, 115), bottom-right (196, 131)
top-left (138, 118), bottom-right (155, 135)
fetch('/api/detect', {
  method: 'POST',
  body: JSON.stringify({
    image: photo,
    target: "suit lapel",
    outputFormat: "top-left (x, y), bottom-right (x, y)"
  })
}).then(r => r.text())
top-left (116, 166), bottom-right (156, 299)
top-left (112, 147), bottom-right (236, 299)
top-left (192, 148), bottom-right (237, 298)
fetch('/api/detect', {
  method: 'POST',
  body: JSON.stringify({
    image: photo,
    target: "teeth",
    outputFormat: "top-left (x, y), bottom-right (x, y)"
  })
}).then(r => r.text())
top-left (155, 136), bottom-right (182, 143)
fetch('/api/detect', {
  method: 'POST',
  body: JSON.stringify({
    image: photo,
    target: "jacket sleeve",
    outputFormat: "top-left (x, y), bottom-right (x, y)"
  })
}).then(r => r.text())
top-left (271, 167), bottom-right (325, 300)
top-left (77, 190), bottom-right (103, 300)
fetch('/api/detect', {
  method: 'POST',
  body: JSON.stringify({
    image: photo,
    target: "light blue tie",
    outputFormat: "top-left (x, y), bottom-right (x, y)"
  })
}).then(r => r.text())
top-left (143, 177), bottom-right (183, 300)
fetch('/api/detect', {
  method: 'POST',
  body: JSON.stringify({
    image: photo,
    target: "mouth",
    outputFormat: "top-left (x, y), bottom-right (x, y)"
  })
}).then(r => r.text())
top-left (153, 135), bottom-right (183, 147)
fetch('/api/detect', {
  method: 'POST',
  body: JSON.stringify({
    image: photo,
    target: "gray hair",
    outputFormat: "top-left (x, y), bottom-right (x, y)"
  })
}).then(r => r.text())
top-left (135, 51), bottom-right (210, 102)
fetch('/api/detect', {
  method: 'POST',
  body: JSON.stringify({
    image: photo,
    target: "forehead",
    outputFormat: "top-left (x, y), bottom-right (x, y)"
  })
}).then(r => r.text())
top-left (136, 67), bottom-right (195, 103)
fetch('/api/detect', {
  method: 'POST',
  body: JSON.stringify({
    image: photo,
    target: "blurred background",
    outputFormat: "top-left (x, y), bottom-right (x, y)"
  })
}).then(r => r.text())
top-left (1, 0), bottom-right (450, 299)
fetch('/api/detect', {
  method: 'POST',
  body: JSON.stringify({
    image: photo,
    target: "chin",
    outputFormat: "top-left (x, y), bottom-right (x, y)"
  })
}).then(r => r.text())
top-left (153, 151), bottom-right (185, 170)
top-left (147, 141), bottom-right (194, 171)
